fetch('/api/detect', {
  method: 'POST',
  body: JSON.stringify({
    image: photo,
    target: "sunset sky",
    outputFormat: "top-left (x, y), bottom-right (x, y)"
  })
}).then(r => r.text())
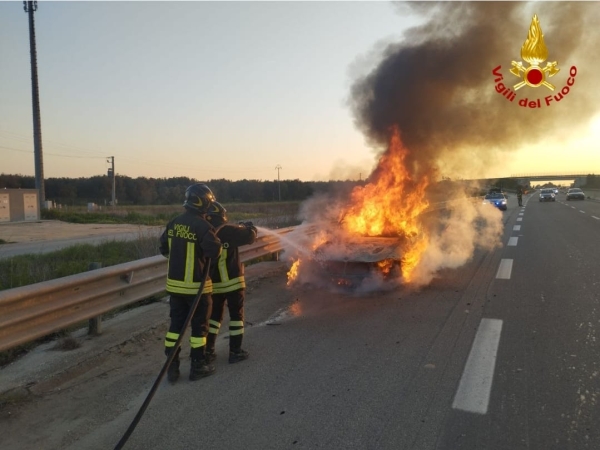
top-left (2, 1), bottom-right (599, 183)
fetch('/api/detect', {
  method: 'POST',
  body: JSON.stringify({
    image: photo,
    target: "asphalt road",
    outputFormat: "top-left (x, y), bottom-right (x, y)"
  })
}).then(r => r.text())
top-left (4, 193), bottom-right (600, 450)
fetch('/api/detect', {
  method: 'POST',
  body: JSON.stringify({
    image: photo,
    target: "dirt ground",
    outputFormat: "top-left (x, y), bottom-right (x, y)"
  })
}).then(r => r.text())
top-left (0, 220), bottom-right (162, 244)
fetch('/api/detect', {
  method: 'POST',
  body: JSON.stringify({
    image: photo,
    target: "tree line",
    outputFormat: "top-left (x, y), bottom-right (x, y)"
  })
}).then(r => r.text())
top-left (0, 174), bottom-right (362, 205)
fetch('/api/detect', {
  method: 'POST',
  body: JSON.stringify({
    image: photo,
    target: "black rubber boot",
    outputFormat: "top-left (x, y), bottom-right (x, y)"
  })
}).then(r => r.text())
top-left (189, 358), bottom-right (216, 381)
top-left (165, 348), bottom-right (181, 384)
top-left (206, 333), bottom-right (217, 364)
top-left (167, 358), bottom-right (180, 384)
top-left (229, 335), bottom-right (249, 363)
top-left (229, 349), bottom-right (249, 364)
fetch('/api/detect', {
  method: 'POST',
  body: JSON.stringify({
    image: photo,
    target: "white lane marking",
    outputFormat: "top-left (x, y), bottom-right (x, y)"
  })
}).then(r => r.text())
top-left (516, 218), bottom-right (523, 222)
top-left (580, 210), bottom-right (585, 214)
top-left (452, 318), bottom-right (503, 415)
top-left (518, 213), bottom-right (524, 216)
top-left (508, 237), bottom-right (518, 246)
top-left (513, 225), bottom-right (521, 231)
top-left (592, 216), bottom-right (600, 220)
top-left (496, 259), bottom-right (513, 279)
top-left (571, 206), bottom-right (576, 209)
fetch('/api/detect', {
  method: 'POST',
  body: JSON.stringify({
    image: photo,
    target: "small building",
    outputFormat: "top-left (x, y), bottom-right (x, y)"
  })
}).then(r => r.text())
top-left (0, 189), bottom-right (40, 223)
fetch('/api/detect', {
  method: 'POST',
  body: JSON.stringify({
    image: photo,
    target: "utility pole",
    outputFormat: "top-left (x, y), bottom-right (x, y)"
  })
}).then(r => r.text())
top-left (107, 156), bottom-right (116, 206)
top-left (24, 1), bottom-right (45, 210)
top-left (275, 165), bottom-right (282, 201)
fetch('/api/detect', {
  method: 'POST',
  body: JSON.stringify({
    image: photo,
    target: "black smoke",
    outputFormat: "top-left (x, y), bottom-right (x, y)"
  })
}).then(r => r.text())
top-left (350, 1), bottom-right (598, 179)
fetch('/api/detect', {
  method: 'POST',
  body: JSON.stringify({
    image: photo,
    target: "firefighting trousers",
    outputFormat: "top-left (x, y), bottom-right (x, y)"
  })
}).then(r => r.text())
top-left (164, 294), bottom-right (212, 360)
top-left (208, 290), bottom-right (245, 351)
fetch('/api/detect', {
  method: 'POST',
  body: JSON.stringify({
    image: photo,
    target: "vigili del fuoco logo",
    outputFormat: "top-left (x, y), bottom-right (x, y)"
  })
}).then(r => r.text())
top-left (492, 14), bottom-right (577, 109)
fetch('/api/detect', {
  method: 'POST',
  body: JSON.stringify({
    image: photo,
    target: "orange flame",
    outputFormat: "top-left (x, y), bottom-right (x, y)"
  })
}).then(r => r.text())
top-left (341, 127), bottom-right (430, 281)
top-left (376, 259), bottom-right (395, 275)
top-left (287, 259), bottom-right (301, 286)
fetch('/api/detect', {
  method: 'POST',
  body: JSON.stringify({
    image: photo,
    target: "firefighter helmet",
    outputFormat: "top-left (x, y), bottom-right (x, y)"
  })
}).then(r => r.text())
top-left (206, 201), bottom-right (227, 226)
top-left (183, 184), bottom-right (215, 214)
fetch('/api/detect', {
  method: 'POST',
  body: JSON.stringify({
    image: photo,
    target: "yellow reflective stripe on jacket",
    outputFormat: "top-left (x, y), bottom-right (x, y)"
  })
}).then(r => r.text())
top-left (212, 277), bottom-right (245, 294)
top-left (166, 278), bottom-right (213, 295)
top-left (217, 247), bottom-right (229, 282)
top-left (189, 336), bottom-right (206, 348)
top-left (184, 241), bottom-right (195, 283)
top-left (213, 245), bottom-right (245, 293)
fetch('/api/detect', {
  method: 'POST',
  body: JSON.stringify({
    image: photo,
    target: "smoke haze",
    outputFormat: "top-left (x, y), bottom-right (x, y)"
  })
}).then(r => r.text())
top-left (350, 1), bottom-right (599, 180)
top-left (289, 2), bottom-right (597, 289)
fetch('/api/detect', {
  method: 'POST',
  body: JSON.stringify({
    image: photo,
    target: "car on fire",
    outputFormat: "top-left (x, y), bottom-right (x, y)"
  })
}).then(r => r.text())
top-left (539, 189), bottom-right (556, 202)
top-left (566, 188), bottom-right (585, 201)
top-left (483, 192), bottom-right (507, 211)
top-left (307, 236), bottom-right (403, 289)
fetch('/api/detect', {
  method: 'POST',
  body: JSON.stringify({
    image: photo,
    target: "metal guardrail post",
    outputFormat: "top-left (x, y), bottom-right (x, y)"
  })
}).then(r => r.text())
top-left (88, 262), bottom-right (103, 336)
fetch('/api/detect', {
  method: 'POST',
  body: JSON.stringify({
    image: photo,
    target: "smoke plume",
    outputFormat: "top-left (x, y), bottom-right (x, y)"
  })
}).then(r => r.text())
top-left (288, 2), bottom-right (600, 290)
top-left (350, 1), bottom-right (599, 179)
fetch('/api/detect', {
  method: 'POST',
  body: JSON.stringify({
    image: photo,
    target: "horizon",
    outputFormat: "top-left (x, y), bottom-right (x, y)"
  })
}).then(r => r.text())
top-left (2, 2), bottom-right (600, 184)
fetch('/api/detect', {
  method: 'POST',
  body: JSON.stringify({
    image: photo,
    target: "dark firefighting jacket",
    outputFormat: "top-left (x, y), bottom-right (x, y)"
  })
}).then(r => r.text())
top-left (211, 224), bottom-right (257, 294)
top-left (159, 210), bottom-right (222, 296)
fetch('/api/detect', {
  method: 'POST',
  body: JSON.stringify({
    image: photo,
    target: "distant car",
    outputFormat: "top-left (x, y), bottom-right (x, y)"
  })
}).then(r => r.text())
top-left (553, 188), bottom-right (559, 195)
top-left (539, 188), bottom-right (556, 202)
top-left (566, 188), bottom-right (585, 201)
top-left (483, 193), bottom-right (507, 210)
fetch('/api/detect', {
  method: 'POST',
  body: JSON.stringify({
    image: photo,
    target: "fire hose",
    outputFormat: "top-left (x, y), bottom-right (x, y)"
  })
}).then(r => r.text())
top-left (114, 258), bottom-right (212, 450)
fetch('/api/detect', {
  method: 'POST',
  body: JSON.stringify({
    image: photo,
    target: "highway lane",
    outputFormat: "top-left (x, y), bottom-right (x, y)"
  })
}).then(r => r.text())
top-left (439, 194), bottom-right (600, 449)
top-left (7, 193), bottom-right (599, 450)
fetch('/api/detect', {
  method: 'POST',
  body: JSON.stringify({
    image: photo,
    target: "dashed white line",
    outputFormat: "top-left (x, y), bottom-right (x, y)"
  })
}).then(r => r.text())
top-left (571, 206), bottom-right (576, 209)
top-left (507, 237), bottom-right (518, 246)
top-left (518, 213), bottom-right (524, 216)
top-left (592, 216), bottom-right (600, 220)
top-left (496, 259), bottom-right (513, 279)
top-left (516, 218), bottom-right (523, 222)
top-left (580, 210), bottom-right (585, 214)
top-left (513, 225), bottom-right (521, 231)
top-left (452, 318), bottom-right (503, 415)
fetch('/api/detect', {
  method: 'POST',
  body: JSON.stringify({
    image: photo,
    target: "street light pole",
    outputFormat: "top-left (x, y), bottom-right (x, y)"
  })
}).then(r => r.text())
top-left (24, 1), bottom-right (45, 210)
top-left (275, 165), bottom-right (282, 201)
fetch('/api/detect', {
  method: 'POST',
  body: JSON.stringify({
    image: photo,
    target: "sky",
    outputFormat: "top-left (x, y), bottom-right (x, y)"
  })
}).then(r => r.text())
top-left (2, 1), bottom-right (600, 183)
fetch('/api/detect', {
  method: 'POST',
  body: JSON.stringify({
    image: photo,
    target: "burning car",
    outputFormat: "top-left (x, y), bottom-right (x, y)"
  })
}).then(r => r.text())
top-left (311, 236), bottom-right (402, 288)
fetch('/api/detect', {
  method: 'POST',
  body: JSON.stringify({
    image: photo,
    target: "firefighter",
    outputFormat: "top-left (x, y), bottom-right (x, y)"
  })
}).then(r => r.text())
top-left (205, 201), bottom-right (257, 364)
top-left (159, 184), bottom-right (222, 383)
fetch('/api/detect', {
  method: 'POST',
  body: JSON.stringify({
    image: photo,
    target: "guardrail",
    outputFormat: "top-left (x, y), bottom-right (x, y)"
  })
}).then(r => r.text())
top-left (0, 226), bottom-right (313, 353)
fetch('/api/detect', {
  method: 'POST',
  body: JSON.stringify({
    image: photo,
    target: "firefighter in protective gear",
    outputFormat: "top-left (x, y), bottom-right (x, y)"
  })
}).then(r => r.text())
top-left (159, 184), bottom-right (222, 383)
top-left (205, 201), bottom-right (257, 364)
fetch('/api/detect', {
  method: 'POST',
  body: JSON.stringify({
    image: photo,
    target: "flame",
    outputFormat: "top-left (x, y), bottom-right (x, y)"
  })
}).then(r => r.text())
top-left (310, 231), bottom-right (329, 251)
top-left (521, 14), bottom-right (548, 65)
top-left (287, 259), bottom-right (300, 286)
top-left (376, 259), bottom-right (395, 275)
top-left (341, 127), bottom-right (430, 281)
